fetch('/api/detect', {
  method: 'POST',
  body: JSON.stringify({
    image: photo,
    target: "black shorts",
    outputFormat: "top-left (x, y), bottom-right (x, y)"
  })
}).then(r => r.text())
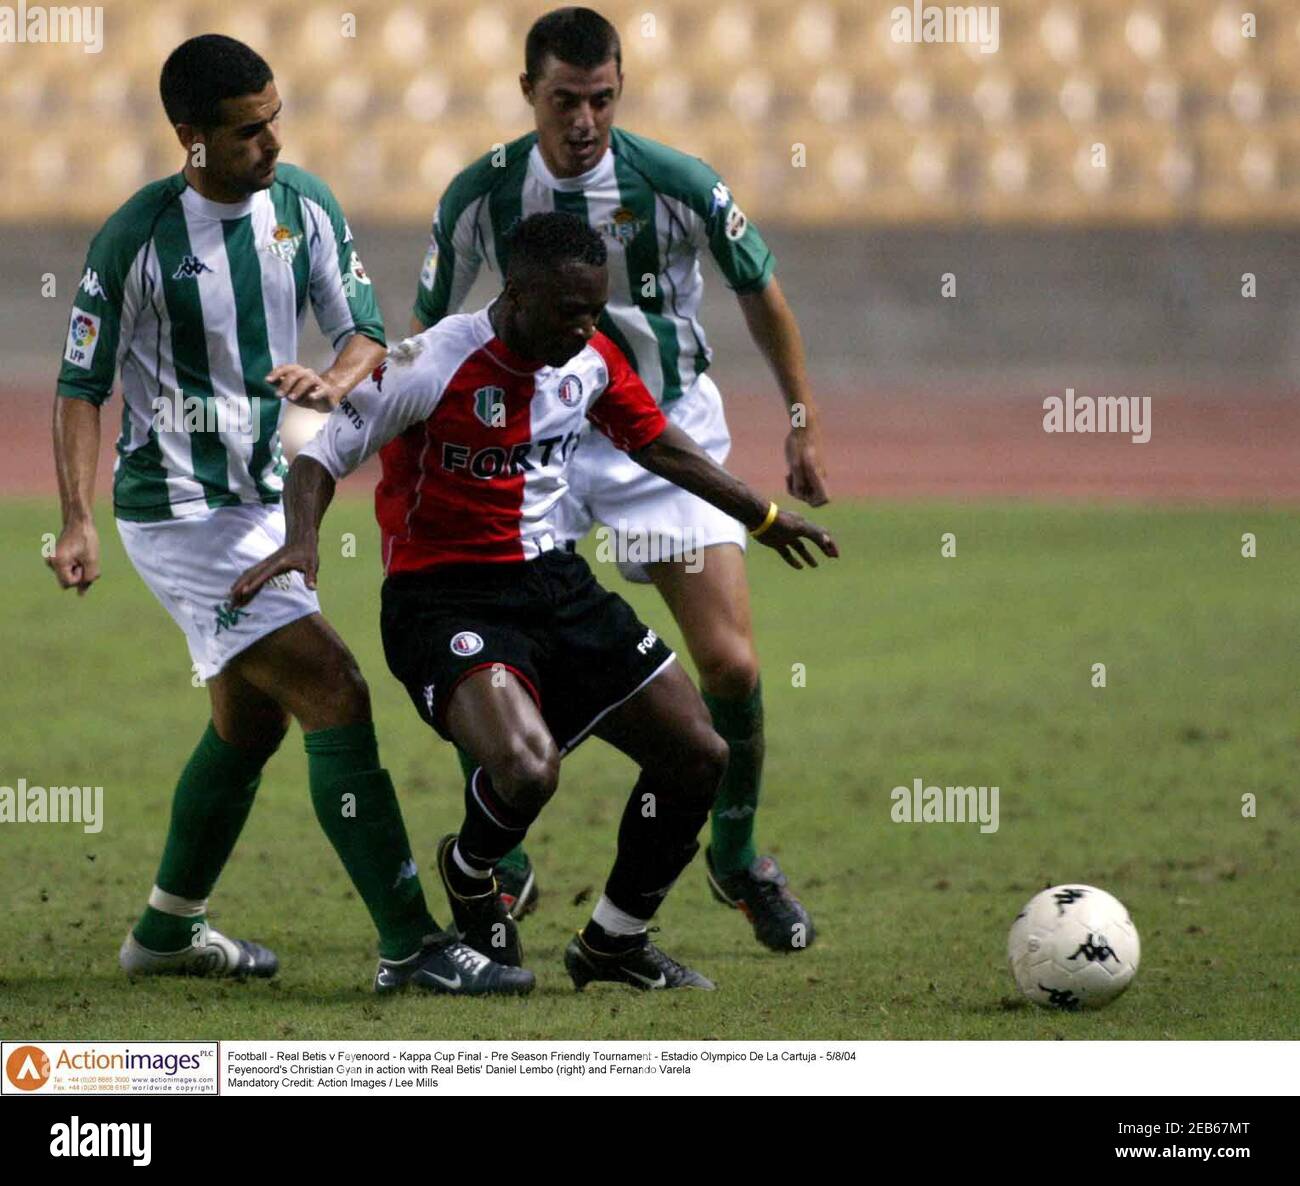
top-left (380, 550), bottom-right (676, 752)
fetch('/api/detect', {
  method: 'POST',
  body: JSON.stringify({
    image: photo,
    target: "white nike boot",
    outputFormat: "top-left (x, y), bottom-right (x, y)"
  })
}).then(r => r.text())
top-left (119, 927), bottom-right (279, 978)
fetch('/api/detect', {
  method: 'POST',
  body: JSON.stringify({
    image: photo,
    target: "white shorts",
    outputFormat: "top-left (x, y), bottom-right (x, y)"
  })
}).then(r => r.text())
top-left (117, 503), bottom-right (320, 680)
top-left (556, 372), bottom-right (747, 583)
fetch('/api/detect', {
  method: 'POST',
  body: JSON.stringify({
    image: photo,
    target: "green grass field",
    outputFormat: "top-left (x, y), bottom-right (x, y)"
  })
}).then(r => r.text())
top-left (1, 497), bottom-right (1297, 1041)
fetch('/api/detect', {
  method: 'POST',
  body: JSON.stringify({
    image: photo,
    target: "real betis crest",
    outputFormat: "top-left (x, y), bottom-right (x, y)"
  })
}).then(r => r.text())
top-left (473, 385), bottom-right (507, 427)
top-left (600, 206), bottom-right (646, 246)
top-left (266, 223), bottom-right (303, 264)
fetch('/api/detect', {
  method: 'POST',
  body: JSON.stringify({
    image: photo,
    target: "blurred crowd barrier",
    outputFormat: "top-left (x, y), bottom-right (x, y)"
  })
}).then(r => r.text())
top-left (2, 0), bottom-right (1299, 225)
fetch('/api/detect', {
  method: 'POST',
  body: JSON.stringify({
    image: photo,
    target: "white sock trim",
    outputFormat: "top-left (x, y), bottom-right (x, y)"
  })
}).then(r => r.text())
top-left (147, 886), bottom-right (208, 917)
top-left (452, 842), bottom-right (494, 880)
top-left (591, 895), bottom-right (649, 937)
top-left (469, 767), bottom-right (511, 830)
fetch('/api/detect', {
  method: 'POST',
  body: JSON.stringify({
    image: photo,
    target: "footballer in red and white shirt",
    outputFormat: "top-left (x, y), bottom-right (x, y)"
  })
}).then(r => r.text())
top-left (232, 213), bottom-right (836, 992)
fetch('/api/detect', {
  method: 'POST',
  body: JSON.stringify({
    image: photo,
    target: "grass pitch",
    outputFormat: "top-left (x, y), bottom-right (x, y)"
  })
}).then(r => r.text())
top-left (1, 497), bottom-right (1297, 1041)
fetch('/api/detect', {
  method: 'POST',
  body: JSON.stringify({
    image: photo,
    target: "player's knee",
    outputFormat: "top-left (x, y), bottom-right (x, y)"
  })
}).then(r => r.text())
top-left (664, 723), bottom-right (729, 810)
top-left (315, 652), bottom-right (372, 725)
top-left (695, 643), bottom-right (760, 701)
top-left (698, 728), bottom-right (730, 795)
top-left (491, 733), bottom-right (560, 814)
top-left (257, 711), bottom-right (291, 753)
top-left (219, 709), bottom-right (289, 756)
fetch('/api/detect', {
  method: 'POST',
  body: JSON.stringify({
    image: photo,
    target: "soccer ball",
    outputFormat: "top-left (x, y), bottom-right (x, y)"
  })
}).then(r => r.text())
top-left (278, 405), bottom-right (330, 463)
top-left (1007, 884), bottom-right (1139, 1010)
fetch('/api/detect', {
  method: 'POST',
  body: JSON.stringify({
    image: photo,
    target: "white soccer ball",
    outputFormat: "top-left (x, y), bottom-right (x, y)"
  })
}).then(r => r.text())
top-left (1007, 884), bottom-right (1140, 1010)
top-left (278, 405), bottom-right (330, 463)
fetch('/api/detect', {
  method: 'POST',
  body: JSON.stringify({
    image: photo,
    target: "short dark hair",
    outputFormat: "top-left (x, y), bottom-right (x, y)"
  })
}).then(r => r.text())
top-left (525, 7), bottom-right (621, 82)
top-left (160, 34), bottom-right (273, 127)
top-left (506, 212), bottom-right (607, 283)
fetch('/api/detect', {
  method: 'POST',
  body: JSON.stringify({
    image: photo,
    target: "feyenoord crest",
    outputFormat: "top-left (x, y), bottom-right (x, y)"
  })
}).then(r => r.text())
top-left (556, 374), bottom-right (583, 407)
top-left (473, 385), bottom-right (506, 427)
top-left (450, 631), bottom-right (484, 656)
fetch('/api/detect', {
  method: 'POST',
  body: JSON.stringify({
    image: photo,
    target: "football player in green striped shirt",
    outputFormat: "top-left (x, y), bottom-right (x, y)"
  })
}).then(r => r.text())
top-left (48, 34), bottom-right (530, 997)
top-left (411, 7), bottom-right (830, 952)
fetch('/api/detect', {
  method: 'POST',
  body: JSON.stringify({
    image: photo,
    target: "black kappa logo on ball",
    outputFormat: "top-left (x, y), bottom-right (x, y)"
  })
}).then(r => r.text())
top-left (1053, 887), bottom-right (1088, 915)
top-left (1067, 933), bottom-right (1119, 964)
top-left (1038, 985), bottom-right (1082, 1011)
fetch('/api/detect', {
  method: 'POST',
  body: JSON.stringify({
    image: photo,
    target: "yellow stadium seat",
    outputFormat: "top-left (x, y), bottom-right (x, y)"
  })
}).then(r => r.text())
top-left (1195, 113), bottom-right (1300, 221)
top-left (782, 120), bottom-right (963, 225)
top-left (5, 126), bottom-right (152, 221)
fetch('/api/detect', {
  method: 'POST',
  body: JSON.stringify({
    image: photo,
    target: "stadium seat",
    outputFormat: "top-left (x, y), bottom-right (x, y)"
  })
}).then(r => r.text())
top-left (1195, 113), bottom-right (1300, 221)
top-left (5, 0), bottom-right (1300, 230)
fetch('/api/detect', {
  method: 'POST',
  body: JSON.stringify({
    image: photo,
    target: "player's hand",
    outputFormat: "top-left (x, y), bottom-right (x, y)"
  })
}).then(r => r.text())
top-left (266, 364), bottom-right (343, 413)
top-left (784, 427), bottom-right (830, 507)
top-left (229, 541), bottom-right (318, 608)
top-left (47, 519), bottom-right (101, 596)
top-left (755, 510), bottom-right (838, 571)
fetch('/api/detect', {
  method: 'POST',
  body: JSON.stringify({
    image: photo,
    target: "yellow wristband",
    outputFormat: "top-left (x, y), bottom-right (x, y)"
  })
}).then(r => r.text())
top-left (750, 501), bottom-right (780, 538)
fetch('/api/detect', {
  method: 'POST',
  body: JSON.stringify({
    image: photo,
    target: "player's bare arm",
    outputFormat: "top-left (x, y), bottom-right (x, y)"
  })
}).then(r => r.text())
top-left (631, 421), bottom-right (838, 571)
top-left (48, 395), bottom-right (103, 595)
top-left (736, 277), bottom-right (830, 508)
top-left (266, 331), bottom-right (386, 413)
top-left (229, 456), bottom-right (336, 606)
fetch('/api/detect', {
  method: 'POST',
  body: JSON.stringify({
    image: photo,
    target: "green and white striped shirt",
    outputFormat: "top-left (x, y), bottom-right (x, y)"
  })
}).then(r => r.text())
top-left (413, 127), bottom-right (774, 406)
top-left (57, 163), bottom-right (384, 522)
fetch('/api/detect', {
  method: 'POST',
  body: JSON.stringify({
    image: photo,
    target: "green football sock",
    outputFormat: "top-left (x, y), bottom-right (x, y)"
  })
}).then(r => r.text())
top-left (307, 722), bottom-right (439, 960)
top-left (704, 681), bottom-right (766, 876)
top-left (455, 744), bottom-right (529, 873)
top-left (133, 721), bottom-right (273, 953)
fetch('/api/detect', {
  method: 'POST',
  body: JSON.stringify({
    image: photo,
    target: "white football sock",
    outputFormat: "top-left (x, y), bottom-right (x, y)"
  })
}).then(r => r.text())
top-left (452, 842), bottom-right (494, 880)
top-left (591, 895), bottom-right (648, 937)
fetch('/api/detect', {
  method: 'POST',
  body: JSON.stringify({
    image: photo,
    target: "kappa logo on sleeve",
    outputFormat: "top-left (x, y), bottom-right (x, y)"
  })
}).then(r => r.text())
top-left (63, 309), bottom-right (101, 370)
top-left (78, 268), bottom-right (106, 299)
top-left (420, 238), bottom-right (438, 290)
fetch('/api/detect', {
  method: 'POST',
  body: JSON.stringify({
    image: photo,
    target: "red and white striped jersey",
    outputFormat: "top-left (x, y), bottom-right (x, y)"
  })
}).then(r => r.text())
top-left (301, 306), bottom-right (668, 573)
